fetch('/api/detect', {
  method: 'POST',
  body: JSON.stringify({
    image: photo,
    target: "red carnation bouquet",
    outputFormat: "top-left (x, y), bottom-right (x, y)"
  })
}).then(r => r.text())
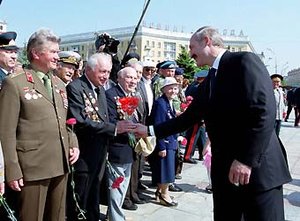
top-left (115, 96), bottom-right (140, 147)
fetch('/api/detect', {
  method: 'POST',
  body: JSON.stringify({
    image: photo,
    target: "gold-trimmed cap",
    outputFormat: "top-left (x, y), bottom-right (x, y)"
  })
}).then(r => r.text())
top-left (58, 51), bottom-right (81, 67)
top-left (0, 31), bottom-right (19, 50)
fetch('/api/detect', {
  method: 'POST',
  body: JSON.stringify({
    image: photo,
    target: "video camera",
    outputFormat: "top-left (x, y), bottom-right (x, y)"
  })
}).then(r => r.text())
top-left (95, 33), bottom-right (120, 54)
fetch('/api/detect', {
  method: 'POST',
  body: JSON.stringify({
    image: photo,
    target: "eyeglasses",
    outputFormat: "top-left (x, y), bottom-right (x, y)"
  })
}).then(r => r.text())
top-left (144, 68), bottom-right (155, 72)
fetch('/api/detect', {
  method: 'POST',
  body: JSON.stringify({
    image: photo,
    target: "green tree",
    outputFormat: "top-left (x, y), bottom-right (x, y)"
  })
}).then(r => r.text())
top-left (176, 46), bottom-right (208, 80)
top-left (17, 42), bottom-right (29, 66)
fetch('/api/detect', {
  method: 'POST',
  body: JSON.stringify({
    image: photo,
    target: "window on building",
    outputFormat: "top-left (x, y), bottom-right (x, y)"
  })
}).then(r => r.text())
top-left (164, 42), bottom-right (176, 59)
top-left (82, 45), bottom-right (84, 51)
top-left (146, 40), bottom-right (149, 46)
top-left (152, 41), bottom-right (155, 48)
top-left (158, 42), bottom-right (161, 48)
top-left (157, 51), bottom-right (161, 57)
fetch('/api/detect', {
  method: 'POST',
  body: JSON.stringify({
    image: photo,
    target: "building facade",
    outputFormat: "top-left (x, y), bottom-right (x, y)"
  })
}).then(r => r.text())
top-left (285, 68), bottom-right (300, 87)
top-left (60, 24), bottom-right (256, 63)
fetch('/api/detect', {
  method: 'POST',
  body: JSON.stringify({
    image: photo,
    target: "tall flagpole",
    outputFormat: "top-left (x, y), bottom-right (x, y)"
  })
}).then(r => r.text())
top-left (121, 0), bottom-right (151, 64)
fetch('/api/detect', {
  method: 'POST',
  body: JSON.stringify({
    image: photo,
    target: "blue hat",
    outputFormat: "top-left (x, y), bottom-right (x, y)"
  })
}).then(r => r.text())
top-left (194, 70), bottom-right (208, 79)
top-left (160, 60), bottom-right (177, 69)
top-left (175, 67), bottom-right (184, 75)
top-left (0, 31), bottom-right (19, 50)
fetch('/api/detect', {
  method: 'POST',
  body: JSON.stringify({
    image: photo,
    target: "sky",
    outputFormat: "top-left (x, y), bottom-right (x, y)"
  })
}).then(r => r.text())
top-left (1, 0), bottom-right (299, 75)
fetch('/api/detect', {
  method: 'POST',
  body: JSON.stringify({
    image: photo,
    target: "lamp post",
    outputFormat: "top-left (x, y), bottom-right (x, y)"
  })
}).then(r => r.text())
top-left (267, 48), bottom-right (278, 74)
top-left (281, 62), bottom-right (289, 75)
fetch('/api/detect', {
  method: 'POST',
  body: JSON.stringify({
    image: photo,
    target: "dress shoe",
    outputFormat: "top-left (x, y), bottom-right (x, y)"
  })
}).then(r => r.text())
top-left (175, 174), bottom-right (182, 179)
top-left (138, 182), bottom-right (149, 190)
top-left (205, 184), bottom-right (213, 194)
top-left (159, 195), bottom-right (178, 207)
top-left (169, 183), bottom-right (182, 192)
top-left (184, 158), bottom-right (198, 164)
top-left (132, 198), bottom-right (147, 204)
top-left (122, 203), bottom-right (138, 210)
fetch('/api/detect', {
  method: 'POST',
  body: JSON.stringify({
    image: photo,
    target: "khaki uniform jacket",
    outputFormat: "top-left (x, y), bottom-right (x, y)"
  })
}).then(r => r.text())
top-left (0, 141), bottom-right (4, 183)
top-left (0, 67), bottom-right (78, 182)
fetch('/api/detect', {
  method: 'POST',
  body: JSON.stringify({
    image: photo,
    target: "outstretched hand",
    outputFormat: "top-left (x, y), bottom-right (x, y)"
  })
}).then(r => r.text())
top-left (116, 120), bottom-right (137, 134)
top-left (133, 123), bottom-right (148, 138)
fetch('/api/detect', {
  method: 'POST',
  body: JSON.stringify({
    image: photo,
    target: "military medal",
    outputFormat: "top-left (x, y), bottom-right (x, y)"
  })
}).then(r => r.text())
top-left (24, 92), bottom-right (32, 100)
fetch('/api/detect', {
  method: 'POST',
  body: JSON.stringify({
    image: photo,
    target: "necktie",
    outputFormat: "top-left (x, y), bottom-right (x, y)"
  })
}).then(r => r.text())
top-left (208, 68), bottom-right (217, 98)
top-left (94, 87), bottom-right (100, 98)
top-left (42, 74), bottom-right (52, 100)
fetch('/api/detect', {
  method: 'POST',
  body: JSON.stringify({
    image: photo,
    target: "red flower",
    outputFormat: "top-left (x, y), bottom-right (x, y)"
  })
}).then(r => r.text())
top-left (66, 118), bottom-right (77, 125)
top-left (181, 137), bottom-right (187, 146)
top-left (118, 96), bottom-right (140, 116)
top-left (111, 176), bottom-right (125, 189)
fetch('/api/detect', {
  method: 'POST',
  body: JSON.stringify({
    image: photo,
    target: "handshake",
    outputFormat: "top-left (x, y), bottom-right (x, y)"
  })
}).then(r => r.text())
top-left (116, 120), bottom-right (149, 138)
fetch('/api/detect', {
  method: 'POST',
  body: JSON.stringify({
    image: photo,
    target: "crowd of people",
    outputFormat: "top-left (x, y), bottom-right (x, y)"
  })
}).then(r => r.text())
top-left (0, 26), bottom-right (293, 221)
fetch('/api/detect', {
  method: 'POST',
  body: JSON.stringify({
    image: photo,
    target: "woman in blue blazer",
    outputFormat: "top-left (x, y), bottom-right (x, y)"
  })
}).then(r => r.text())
top-left (149, 77), bottom-right (179, 207)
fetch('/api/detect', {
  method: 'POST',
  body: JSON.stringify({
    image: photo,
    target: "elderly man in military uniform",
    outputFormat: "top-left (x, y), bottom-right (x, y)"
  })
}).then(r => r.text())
top-left (0, 31), bottom-right (19, 89)
top-left (55, 50), bottom-right (81, 85)
top-left (0, 28), bottom-right (80, 221)
top-left (152, 60), bottom-right (177, 99)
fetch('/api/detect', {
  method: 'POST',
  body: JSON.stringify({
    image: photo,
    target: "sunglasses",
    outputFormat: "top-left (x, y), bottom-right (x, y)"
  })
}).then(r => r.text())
top-left (145, 68), bottom-right (155, 72)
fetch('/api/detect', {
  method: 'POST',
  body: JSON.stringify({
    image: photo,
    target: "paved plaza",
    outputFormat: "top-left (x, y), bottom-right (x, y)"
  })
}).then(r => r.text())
top-left (101, 116), bottom-right (300, 221)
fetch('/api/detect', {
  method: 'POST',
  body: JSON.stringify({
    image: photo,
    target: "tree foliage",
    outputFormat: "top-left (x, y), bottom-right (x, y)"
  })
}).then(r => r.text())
top-left (17, 42), bottom-right (29, 66)
top-left (176, 46), bottom-right (209, 80)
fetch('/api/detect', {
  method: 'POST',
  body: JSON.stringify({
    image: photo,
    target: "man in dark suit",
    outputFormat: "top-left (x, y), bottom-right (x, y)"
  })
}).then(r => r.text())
top-left (293, 87), bottom-right (300, 126)
top-left (66, 53), bottom-right (135, 221)
top-left (0, 31), bottom-right (18, 89)
top-left (0, 28), bottom-right (80, 221)
top-left (135, 26), bottom-right (291, 221)
top-left (105, 67), bottom-right (139, 221)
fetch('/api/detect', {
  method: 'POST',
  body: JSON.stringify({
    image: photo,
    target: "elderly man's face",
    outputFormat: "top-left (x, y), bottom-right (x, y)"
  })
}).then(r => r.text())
top-left (0, 49), bottom-right (18, 72)
top-left (118, 68), bottom-right (138, 94)
top-left (34, 42), bottom-right (60, 72)
top-left (56, 63), bottom-right (76, 84)
top-left (86, 59), bottom-right (111, 87)
top-left (142, 66), bottom-right (155, 80)
top-left (160, 68), bottom-right (175, 77)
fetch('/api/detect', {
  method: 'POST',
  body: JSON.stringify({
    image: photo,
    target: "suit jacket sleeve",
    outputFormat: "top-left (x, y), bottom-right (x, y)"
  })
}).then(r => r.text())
top-left (235, 52), bottom-right (276, 167)
top-left (67, 82), bottom-right (115, 137)
top-left (154, 86), bottom-right (205, 139)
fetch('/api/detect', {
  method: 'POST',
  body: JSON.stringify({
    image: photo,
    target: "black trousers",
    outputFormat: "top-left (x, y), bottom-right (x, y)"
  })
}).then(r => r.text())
top-left (213, 183), bottom-right (285, 221)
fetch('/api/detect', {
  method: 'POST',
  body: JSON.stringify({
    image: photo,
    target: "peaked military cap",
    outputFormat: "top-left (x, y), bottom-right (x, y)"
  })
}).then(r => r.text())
top-left (0, 31), bottom-right (19, 50)
top-left (58, 51), bottom-right (81, 67)
top-left (160, 60), bottom-right (177, 69)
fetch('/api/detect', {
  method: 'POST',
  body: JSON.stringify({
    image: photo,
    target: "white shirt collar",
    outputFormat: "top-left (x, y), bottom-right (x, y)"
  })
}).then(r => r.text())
top-left (212, 49), bottom-right (226, 70)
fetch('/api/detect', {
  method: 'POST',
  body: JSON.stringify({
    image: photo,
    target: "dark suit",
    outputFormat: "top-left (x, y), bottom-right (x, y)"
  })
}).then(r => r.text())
top-left (0, 67), bottom-right (77, 221)
top-left (105, 85), bottom-right (136, 164)
top-left (153, 51), bottom-right (291, 220)
top-left (66, 74), bottom-right (116, 221)
top-left (293, 87), bottom-right (300, 126)
top-left (105, 85), bottom-right (137, 220)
